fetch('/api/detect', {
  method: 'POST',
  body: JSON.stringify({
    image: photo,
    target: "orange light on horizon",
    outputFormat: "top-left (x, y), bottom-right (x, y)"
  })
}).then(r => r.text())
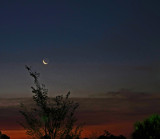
top-left (2, 122), bottom-right (133, 139)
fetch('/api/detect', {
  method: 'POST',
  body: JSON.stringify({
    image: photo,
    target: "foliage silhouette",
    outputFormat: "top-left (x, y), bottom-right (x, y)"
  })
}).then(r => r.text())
top-left (97, 130), bottom-right (126, 139)
top-left (132, 114), bottom-right (160, 139)
top-left (19, 66), bottom-right (82, 139)
top-left (0, 131), bottom-right (10, 139)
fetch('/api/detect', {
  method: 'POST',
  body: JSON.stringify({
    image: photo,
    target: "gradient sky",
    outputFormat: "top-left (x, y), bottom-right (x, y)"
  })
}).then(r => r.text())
top-left (0, 0), bottom-right (160, 97)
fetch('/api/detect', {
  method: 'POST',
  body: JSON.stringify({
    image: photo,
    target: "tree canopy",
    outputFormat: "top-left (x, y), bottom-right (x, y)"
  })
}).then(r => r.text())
top-left (132, 114), bottom-right (160, 139)
top-left (19, 66), bottom-right (82, 139)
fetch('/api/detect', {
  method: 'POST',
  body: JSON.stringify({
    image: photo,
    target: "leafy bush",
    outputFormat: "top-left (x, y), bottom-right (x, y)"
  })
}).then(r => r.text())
top-left (132, 114), bottom-right (160, 139)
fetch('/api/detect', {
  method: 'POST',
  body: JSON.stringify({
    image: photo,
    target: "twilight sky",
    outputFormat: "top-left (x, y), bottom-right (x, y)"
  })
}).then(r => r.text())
top-left (0, 0), bottom-right (160, 97)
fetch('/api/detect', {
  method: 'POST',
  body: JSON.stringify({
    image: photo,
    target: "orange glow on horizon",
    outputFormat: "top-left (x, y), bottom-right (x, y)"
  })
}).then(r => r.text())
top-left (2, 122), bottom-right (133, 139)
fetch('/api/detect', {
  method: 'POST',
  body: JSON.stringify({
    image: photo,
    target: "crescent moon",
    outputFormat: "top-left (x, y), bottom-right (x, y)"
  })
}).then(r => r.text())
top-left (43, 60), bottom-right (48, 65)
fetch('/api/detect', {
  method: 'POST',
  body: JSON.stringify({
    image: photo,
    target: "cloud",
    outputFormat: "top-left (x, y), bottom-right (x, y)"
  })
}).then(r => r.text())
top-left (89, 88), bottom-right (160, 99)
top-left (134, 66), bottom-right (153, 72)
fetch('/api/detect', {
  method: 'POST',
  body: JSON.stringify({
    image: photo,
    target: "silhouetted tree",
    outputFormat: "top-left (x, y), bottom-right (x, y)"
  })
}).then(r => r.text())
top-left (19, 66), bottom-right (82, 139)
top-left (0, 131), bottom-right (10, 139)
top-left (98, 130), bottom-right (126, 139)
top-left (132, 114), bottom-right (160, 139)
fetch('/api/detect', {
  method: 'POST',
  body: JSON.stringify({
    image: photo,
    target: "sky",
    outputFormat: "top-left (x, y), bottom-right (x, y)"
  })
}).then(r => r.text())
top-left (1, 93), bottom-right (160, 138)
top-left (0, 0), bottom-right (160, 97)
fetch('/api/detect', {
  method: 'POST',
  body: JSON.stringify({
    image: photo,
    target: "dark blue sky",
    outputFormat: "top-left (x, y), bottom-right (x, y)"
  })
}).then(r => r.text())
top-left (0, 0), bottom-right (160, 97)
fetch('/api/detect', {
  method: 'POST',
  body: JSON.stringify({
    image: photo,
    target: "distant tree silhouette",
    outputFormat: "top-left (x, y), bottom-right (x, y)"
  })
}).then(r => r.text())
top-left (97, 130), bottom-right (126, 139)
top-left (0, 131), bottom-right (10, 139)
top-left (19, 66), bottom-right (82, 139)
top-left (132, 114), bottom-right (160, 139)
